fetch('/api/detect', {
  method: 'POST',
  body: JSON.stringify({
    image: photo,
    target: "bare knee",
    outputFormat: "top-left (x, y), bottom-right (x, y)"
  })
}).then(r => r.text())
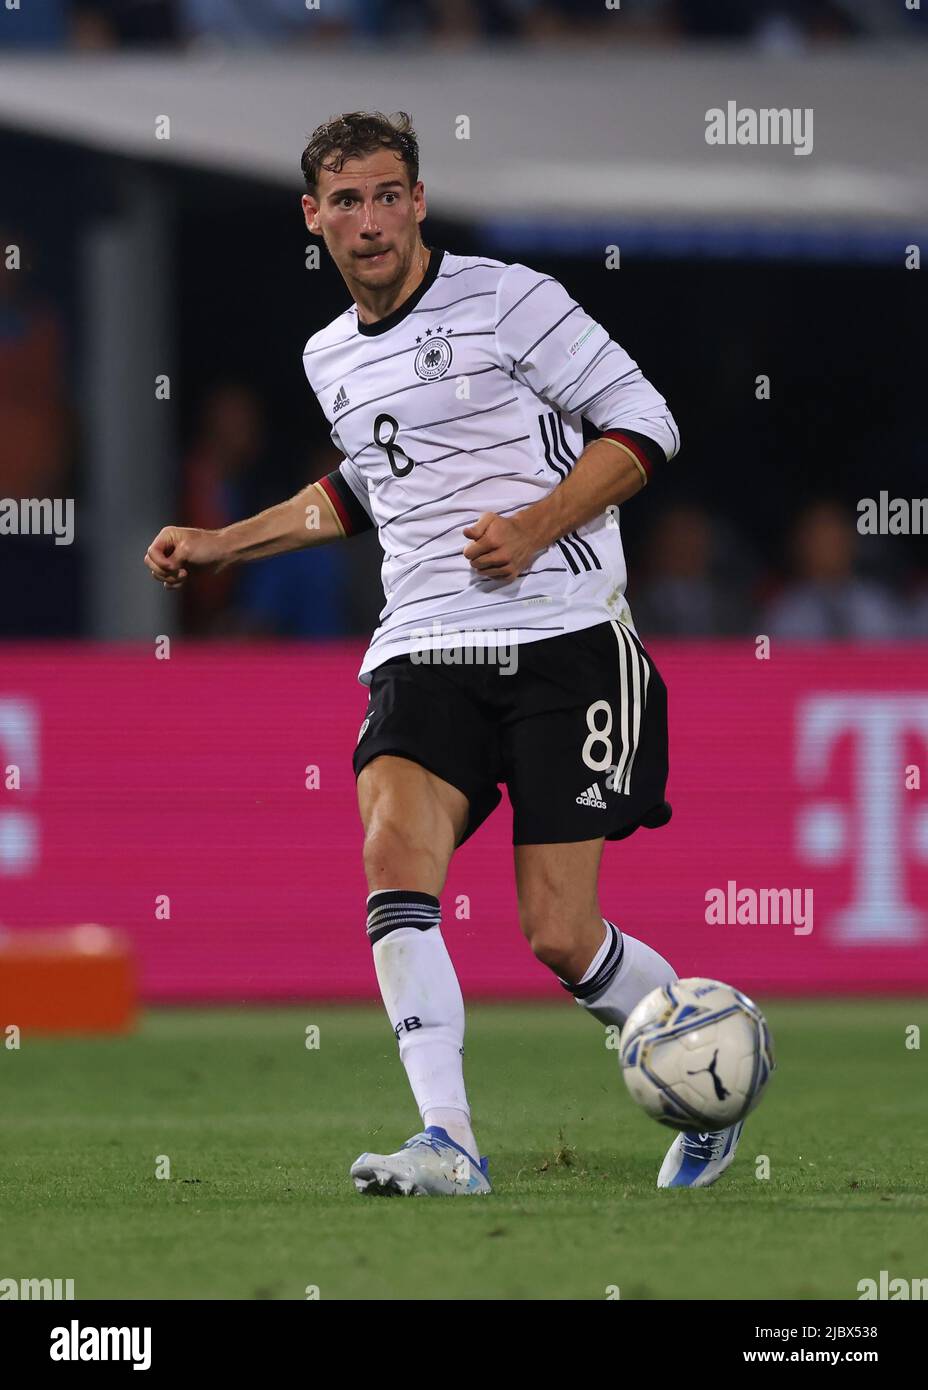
top-left (363, 812), bottom-right (446, 889)
top-left (358, 757), bottom-right (463, 894)
top-left (520, 904), bottom-right (593, 980)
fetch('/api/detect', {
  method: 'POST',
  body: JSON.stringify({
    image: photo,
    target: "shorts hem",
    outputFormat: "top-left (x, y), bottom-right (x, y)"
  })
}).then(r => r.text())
top-left (513, 800), bottom-right (673, 846)
top-left (353, 737), bottom-right (501, 846)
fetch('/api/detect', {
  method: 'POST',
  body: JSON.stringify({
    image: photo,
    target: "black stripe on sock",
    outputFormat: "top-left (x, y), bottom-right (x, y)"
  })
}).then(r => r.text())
top-left (560, 921), bottom-right (625, 1000)
top-left (367, 890), bottom-right (441, 946)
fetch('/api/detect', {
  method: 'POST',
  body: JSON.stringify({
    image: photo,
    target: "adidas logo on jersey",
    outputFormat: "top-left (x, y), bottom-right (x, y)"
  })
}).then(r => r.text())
top-left (576, 782), bottom-right (607, 809)
top-left (333, 385), bottom-right (349, 413)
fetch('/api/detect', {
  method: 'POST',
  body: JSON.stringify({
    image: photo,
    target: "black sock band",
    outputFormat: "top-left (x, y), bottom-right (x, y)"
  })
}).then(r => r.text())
top-left (559, 920), bottom-right (625, 1000)
top-left (366, 890), bottom-right (441, 946)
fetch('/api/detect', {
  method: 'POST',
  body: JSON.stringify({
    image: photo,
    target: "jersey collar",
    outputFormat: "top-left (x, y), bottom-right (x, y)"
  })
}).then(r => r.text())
top-left (355, 246), bottom-right (445, 337)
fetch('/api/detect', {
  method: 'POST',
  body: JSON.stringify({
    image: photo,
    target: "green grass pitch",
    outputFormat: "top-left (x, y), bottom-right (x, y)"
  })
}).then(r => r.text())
top-left (2, 1001), bottom-right (925, 1300)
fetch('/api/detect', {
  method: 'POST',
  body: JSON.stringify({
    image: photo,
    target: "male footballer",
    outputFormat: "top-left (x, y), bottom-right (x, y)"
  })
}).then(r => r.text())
top-left (145, 111), bottom-right (743, 1194)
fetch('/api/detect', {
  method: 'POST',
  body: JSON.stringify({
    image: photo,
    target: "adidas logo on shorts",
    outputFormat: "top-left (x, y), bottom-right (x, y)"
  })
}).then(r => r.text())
top-left (576, 782), bottom-right (607, 810)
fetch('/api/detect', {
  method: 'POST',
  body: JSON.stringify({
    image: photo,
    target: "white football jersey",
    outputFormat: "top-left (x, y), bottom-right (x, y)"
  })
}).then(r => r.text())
top-left (303, 248), bottom-right (680, 685)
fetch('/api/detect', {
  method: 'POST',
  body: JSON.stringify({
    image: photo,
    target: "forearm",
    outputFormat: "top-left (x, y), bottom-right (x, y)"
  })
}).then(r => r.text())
top-left (217, 481), bottom-right (342, 564)
top-left (517, 437), bottom-right (647, 550)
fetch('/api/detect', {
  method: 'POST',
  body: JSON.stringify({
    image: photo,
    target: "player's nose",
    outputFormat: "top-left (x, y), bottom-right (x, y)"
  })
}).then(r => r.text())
top-left (359, 201), bottom-right (381, 233)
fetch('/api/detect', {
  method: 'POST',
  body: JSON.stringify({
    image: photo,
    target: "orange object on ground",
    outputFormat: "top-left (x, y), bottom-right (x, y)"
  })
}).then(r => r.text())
top-left (0, 926), bottom-right (136, 1034)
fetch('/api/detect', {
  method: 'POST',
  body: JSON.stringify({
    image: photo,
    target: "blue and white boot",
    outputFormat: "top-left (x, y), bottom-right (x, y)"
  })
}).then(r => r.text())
top-left (350, 1125), bottom-right (491, 1197)
top-left (657, 1121), bottom-right (744, 1188)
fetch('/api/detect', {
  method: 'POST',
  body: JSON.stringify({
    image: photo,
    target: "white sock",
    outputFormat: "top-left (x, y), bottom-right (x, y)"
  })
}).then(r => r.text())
top-left (368, 890), bottom-right (480, 1161)
top-left (421, 1106), bottom-right (479, 1162)
top-left (568, 919), bottom-right (678, 1029)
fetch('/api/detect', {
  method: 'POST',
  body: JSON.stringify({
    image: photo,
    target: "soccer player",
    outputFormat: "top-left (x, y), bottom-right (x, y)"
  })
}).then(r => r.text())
top-left (144, 111), bottom-right (743, 1193)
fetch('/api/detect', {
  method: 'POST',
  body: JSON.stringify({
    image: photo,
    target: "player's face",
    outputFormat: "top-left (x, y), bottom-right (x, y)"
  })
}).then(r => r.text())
top-left (302, 151), bottom-right (426, 289)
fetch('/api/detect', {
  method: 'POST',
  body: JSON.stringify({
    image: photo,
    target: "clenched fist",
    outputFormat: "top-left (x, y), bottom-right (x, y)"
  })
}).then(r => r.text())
top-left (144, 527), bottom-right (227, 590)
top-left (462, 511), bottom-right (545, 582)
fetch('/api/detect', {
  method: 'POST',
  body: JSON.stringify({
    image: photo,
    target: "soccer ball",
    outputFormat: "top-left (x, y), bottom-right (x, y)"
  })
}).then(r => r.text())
top-left (619, 978), bottom-right (775, 1132)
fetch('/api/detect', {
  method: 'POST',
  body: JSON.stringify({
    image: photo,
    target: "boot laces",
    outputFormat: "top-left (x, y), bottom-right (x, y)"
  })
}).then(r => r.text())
top-left (681, 1128), bottom-right (728, 1161)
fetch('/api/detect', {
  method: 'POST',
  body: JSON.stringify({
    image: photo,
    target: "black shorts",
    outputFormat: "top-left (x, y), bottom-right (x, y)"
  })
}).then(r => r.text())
top-left (353, 619), bottom-right (671, 847)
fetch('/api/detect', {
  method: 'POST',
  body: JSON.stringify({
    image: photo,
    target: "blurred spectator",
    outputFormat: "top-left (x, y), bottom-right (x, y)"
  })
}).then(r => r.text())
top-left (3, 0), bottom-right (921, 50)
top-left (235, 443), bottom-right (354, 638)
top-left (631, 504), bottom-right (753, 637)
top-left (181, 383), bottom-right (270, 633)
top-left (0, 236), bottom-right (70, 498)
top-left (509, 0), bottom-right (666, 43)
top-left (181, 401), bottom-right (353, 637)
top-left (236, 546), bottom-right (350, 637)
top-left (672, 0), bottom-right (857, 43)
top-left (4, 0), bottom-right (919, 50)
top-left (71, 0), bottom-right (180, 47)
top-left (180, 0), bottom-right (357, 44)
top-left (0, 237), bottom-right (80, 636)
top-left (905, 586), bottom-right (928, 641)
top-left (763, 501), bottom-right (901, 640)
top-left (0, 0), bottom-right (67, 46)
top-left (422, 0), bottom-right (508, 44)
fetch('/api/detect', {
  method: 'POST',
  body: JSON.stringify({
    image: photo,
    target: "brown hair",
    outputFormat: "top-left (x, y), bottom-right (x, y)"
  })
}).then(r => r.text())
top-left (300, 111), bottom-right (419, 197)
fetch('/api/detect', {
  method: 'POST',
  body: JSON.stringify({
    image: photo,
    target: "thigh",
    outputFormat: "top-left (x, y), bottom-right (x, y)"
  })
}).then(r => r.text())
top-left (502, 620), bottom-right (671, 846)
top-left (354, 656), bottom-right (503, 846)
top-left (357, 754), bottom-right (469, 894)
top-left (514, 838), bottom-right (604, 922)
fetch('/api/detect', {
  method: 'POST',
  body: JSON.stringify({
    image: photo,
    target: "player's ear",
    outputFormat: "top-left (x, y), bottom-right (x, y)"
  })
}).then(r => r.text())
top-left (302, 194), bottom-right (321, 234)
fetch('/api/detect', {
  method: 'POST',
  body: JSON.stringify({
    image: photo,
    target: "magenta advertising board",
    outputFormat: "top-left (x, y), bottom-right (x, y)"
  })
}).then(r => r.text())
top-left (1, 642), bottom-right (926, 999)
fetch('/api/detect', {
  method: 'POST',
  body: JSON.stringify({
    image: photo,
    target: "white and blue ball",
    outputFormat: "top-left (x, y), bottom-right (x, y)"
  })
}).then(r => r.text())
top-left (619, 977), bottom-right (775, 1132)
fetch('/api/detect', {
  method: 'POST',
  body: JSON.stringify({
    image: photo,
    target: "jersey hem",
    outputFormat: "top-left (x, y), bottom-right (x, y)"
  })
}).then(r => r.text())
top-left (356, 603), bottom-right (637, 684)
